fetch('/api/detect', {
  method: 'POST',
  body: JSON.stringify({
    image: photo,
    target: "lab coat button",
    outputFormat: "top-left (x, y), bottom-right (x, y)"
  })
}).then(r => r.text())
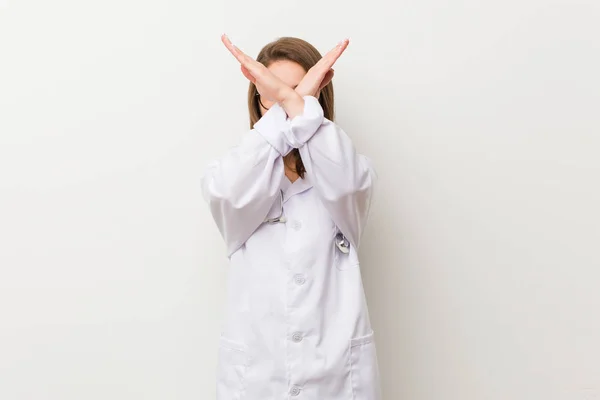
top-left (290, 386), bottom-right (301, 396)
top-left (291, 220), bottom-right (302, 230)
top-left (293, 274), bottom-right (306, 285)
top-left (291, 331), bottom-right (303, 342)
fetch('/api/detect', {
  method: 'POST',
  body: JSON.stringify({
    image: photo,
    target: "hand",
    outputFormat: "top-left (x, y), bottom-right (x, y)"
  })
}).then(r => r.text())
top-left (221, 34), bottom-right (295, 104)
top-left (295, 38), bottom-right (349, 98)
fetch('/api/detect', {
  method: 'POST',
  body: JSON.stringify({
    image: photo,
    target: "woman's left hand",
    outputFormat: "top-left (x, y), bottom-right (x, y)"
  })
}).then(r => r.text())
top-left (295, 38), bottom-right (350, 98)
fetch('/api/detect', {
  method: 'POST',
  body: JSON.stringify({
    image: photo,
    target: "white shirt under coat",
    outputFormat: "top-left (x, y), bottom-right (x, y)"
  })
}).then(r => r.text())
top-left (202, 95), bottom-right (381, 400)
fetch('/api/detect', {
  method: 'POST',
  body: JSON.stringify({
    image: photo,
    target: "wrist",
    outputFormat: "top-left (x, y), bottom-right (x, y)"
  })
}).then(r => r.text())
top-left (279, 88), bottom-right (305, 119)
top-left (279, 86), bottom-right (300, 104)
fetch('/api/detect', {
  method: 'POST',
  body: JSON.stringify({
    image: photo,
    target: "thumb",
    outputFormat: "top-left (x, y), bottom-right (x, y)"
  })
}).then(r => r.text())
top-left (319, 69), bottom-right (335, 90)
top-left (241, 65), bottom-right (256, 83)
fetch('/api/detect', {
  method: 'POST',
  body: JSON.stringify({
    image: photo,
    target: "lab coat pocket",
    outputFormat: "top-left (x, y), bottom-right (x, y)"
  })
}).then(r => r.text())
top-left (216, 336), bottom-right (249, 400)
top-left (349, 331), bottom-right (382, 400)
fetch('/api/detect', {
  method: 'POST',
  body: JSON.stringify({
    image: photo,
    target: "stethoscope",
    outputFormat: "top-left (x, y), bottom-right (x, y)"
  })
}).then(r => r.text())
top-left (263, 189), bottom-right (350, 254)
top-left (334, 232), bottom-right (350, 254)
top-left (263, 190), bottom-right (287, 224)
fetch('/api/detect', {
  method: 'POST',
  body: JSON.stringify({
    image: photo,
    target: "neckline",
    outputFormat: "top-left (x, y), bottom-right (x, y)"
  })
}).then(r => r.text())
top-left (281, 175), bottom-right (313, 202)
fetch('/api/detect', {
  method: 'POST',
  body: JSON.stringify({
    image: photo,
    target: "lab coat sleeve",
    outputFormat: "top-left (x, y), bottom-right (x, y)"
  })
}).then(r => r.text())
top-left (201, 99), bottom-right (324, 257)
top-left (297, 96), bottom-right (377, 250)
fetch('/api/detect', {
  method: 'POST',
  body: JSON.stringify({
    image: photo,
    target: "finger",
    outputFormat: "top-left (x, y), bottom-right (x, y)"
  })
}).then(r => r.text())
top-left (327, 39), bottom-right (349, 64)
top-left (221, 33), bottom-right (237, 56)
top-left (331, 38), bottom-right (349, 53)
top-left (241, 65), bottom-right (256, 83)
top-left (221, 34), bottom-right (253, 66)
top-left (320, 38), bottom-right (349, 70)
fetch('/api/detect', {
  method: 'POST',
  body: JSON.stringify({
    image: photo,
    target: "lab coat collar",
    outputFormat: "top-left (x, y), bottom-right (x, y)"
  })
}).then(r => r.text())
top-left (283, 174), bottom-right (313, 204)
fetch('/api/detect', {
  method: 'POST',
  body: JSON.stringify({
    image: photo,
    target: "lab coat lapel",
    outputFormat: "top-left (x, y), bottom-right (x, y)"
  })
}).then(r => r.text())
top-left (283, 175), bottom-right (313, 204)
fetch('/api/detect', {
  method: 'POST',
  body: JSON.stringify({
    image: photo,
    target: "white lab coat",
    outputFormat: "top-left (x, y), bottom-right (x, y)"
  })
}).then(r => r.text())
top-left (201, 96), bottom-right (381, 400)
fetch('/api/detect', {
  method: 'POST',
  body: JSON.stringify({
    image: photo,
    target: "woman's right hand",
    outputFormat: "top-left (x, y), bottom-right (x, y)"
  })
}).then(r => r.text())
top-left (221, 34), bottom-right (297, 105)
top-left (222, 34), bottom-right (305, 118)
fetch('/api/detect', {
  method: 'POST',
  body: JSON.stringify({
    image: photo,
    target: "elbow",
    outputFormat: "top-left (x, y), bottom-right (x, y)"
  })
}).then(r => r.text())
top-left (202, 170), bottom-right (277, 211)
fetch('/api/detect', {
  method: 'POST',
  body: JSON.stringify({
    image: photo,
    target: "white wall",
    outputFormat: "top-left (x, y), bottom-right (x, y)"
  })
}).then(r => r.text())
top-left (1, 0), bottom-right (599, 399)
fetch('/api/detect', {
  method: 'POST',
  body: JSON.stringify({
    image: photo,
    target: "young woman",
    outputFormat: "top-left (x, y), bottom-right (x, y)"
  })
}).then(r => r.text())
top-left (201, 34), bottom-right (381, 400)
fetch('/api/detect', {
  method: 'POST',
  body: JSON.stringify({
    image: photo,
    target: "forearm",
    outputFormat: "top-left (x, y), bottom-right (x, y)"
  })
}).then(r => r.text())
top-left (299, 119), bottom-right (377, 249)
top-left (201, 104), bottom-right (290, 256)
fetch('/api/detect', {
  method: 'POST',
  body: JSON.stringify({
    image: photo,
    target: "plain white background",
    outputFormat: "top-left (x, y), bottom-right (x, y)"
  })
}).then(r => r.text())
top-left (1, 0), bottom-right (599, 399)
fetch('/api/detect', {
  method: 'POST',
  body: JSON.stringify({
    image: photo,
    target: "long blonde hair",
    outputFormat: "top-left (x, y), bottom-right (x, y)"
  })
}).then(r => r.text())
top-left (247, 37), bottom-right (335, 179)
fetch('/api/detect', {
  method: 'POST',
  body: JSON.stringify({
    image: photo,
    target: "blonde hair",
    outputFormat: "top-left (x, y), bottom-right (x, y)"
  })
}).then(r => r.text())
top-left (247, 37), bottom-right (335, 178)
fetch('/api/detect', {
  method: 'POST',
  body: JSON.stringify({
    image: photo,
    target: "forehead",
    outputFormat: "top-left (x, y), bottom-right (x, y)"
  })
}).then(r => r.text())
top-left (267, 60), bottom-right (306, 87)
